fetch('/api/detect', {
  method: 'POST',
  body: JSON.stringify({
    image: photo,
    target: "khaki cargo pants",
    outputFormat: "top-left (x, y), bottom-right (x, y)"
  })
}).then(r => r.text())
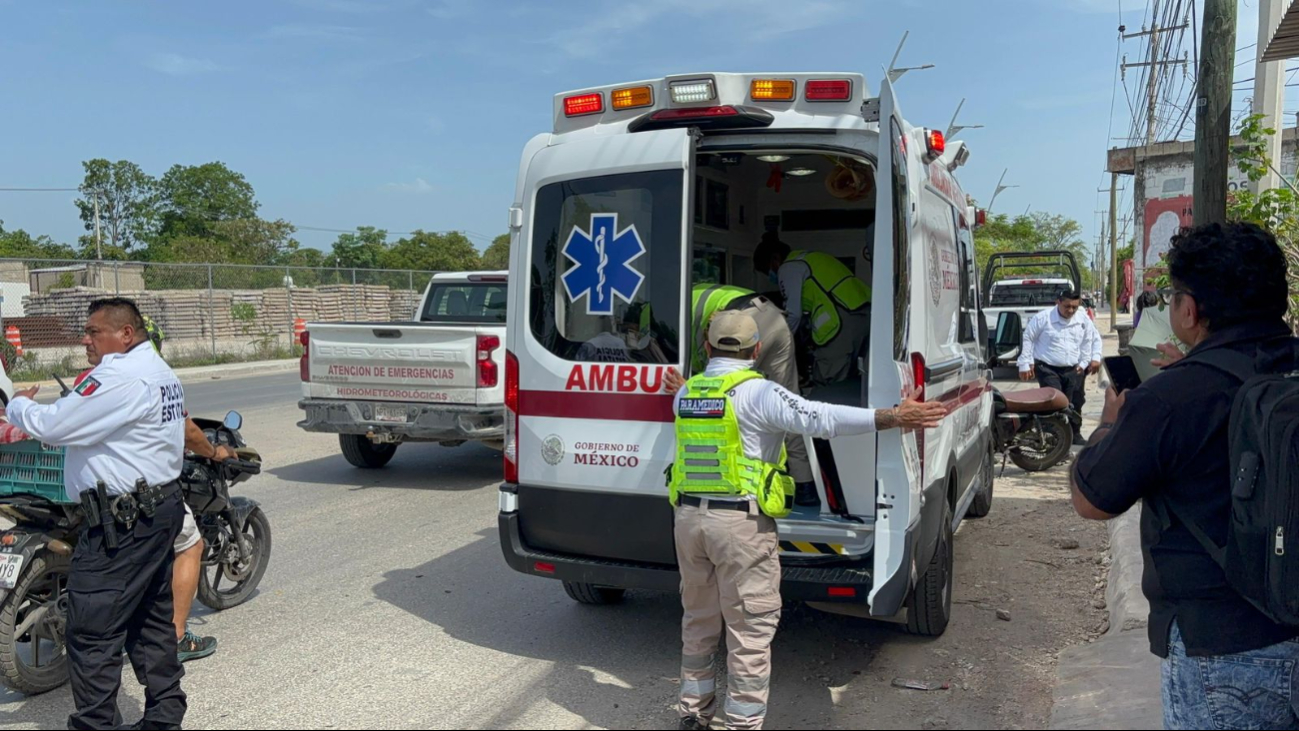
top-left (675, 499), bottom-right (782, 730)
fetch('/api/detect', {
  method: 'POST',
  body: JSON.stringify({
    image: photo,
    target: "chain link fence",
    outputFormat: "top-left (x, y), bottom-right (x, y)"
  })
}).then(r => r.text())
top-left (0, 259), bottom-right (440, 378)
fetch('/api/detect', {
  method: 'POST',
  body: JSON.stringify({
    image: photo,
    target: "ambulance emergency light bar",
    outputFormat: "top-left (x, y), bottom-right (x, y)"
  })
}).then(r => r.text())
top-left (561, 77), bottom-right (855, 117)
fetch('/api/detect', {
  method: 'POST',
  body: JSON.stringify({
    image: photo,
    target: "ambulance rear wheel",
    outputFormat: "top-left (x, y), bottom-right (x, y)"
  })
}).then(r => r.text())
top-left (340, 434), bottom-right (397, 469)
top-left (904, 501), bottom-right (954, 637)
top-left (563, 581), bottom-right (626, 606)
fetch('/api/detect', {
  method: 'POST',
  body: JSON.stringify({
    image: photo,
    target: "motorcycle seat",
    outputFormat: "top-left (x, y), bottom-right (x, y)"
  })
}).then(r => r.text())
top-left (1000, 387), bottom-right (1069, 414)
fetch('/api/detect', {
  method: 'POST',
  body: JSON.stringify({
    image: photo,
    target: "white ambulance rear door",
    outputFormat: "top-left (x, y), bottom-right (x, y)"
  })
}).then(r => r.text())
top-left (513, 127), bottom-right (695, 495)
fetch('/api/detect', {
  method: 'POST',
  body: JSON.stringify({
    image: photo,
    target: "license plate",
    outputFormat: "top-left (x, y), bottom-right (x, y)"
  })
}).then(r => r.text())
top-left (374, 405), bottom-right (408, 423)
top-left (0, 553), bottom-right (25, 590)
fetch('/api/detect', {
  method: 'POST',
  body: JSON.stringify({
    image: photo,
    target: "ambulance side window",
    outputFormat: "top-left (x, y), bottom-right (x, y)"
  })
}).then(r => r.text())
top-left (529, 171), bottom-right (683, 364)
top-left (957, 234), bottom-right (977, 343)
top-left (890, 119), bottom-right (911, 361)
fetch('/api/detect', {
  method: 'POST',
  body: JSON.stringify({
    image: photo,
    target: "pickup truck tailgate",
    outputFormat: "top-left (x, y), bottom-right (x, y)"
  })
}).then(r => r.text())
top-left (306, 324), bottom-right (481, 405)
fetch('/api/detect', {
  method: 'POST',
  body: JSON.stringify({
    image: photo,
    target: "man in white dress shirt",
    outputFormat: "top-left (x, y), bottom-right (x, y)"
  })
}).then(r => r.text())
top-left (1017, 288), bottom-right (1103, 445)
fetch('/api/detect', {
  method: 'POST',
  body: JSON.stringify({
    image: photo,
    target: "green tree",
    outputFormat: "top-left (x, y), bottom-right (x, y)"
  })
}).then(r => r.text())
top-left (148, 218), bottom-right (300, 265)
top-left (281, 246), bottom-right (328, 268)
top-left (381, 230), bottom-right (481, 271)
top-left (480, 233), bottom-right (511, 269)
top-left (1221, 115), bottom-right (1299, 332)
top-left (153, 162), bottom-right (259, 244)
top-left (329, 227), bottom-right (388, 269)
top-left (0, 220), bottom-right (77, 259)
top-left (974, 210), bottom-right (1094, 289)
top-left (75, 159), bottom-right (157, 255)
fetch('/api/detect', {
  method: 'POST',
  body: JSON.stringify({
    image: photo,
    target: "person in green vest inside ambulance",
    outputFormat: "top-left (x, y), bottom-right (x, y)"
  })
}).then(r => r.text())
top-left (752, 232), bottom-right (872, 388)
top-left (669, 310), bottom-right (946, 731)
top-left (680, 283), bottom-right (818, 507)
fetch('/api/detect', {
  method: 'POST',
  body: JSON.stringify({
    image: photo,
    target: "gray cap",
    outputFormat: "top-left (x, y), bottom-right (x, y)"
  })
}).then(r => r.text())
top-left (708, 310), bottom-right (760, 353)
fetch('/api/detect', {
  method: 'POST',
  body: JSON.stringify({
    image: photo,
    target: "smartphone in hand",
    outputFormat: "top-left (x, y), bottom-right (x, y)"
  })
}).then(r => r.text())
top-left (1103, 355), bottom-right (1143, 394)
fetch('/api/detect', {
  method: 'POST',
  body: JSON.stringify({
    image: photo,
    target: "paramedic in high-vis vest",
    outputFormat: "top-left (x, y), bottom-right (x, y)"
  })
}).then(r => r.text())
top-left (753, 232), bottom-right (871, 387)
top-left (669, 311), bottom-right (946, 730)
top-left (685, 283), bottom-right (817, 506)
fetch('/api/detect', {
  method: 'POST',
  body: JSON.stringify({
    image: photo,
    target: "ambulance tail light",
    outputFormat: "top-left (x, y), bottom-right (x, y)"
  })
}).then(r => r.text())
top-left (563, 93), bottom-right (604, 117)
top-left (477, 334), bottom-right (500, 388)
top-left (299, 331), bottom-right (310, 382)
top-left (669, 79), bottom-right (716, 104)
top-left (911, 352), bottom-right (927, 482)
top-left (924, 129), bottom-right (945, 163)
top-left (750, 78), bottom-right (796, 101)
top-left (805, 79), bottom-right (852, 101)
top-left (828, 587), bottom-right (857, 598)
top-left (629, 105), bottom-right (774, 133)
top-left (612, 85), bottom-right (654, 110)
top-left (534, 562), bottom-right (555, 575)
top-left (504, 350), bottom-right (520, 484)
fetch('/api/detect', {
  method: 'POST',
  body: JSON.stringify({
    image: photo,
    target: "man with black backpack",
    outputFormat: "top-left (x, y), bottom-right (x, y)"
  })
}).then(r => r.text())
top-left (1070, 222), bottom-right (1299, 730)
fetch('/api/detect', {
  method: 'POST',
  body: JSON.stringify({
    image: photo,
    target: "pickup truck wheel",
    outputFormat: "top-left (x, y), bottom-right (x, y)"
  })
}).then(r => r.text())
top-left (339, 434), bottom-right (397, 469)
top-left (904, 502), bottom-right (954, 637)
top-left (563, 581), bottom-right (626, 606)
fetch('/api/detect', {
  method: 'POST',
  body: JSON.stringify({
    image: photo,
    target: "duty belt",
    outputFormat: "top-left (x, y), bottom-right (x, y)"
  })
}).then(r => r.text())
top-left (79, 479), bottom-right (181, 549)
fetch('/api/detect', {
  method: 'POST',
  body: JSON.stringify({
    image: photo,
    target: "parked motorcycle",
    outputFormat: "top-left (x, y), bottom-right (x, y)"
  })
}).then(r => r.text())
top-left (0, 410), bottom-right (267, 695)
top-left (991, 387), bottom-right (1075, 472)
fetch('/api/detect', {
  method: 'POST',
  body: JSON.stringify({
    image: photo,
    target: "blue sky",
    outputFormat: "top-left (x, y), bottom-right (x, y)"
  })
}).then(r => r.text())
top-left (0, 0), bottom-right (1280, 260)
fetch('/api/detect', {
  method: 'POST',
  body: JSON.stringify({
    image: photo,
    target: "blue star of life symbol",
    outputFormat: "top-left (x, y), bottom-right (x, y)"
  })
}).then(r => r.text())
top-left (561, 212), bottom-right (646, 316)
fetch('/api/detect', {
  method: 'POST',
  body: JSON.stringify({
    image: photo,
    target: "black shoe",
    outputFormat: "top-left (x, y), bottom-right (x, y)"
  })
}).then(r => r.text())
top-left (1073, 432), bottom-right (1088, 446)
top-left (679, 717), bottom-right (707, 731)
top-left (794, 482), bottom-right (821, 507)
top-left (121, 721), bottom-right (182, 730)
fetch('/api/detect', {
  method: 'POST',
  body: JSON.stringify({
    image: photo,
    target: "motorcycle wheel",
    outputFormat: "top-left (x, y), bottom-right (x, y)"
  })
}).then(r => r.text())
top-left (0, 552), bottom-right (70, 695)
top-left (198, 508), bottom-right (272, 611)
top-left (1008, 415), bottom-right (1073, 472)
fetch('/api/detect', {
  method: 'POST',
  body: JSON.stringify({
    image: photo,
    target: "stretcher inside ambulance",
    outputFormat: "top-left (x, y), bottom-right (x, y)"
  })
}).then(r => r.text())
top-left (499, 73), bottom-right (993, 634)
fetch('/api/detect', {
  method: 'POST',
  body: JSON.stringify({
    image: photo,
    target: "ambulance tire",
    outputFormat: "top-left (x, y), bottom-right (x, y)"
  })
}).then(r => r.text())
top-left (563, 581), bottom-right (626, 606)
top-left (905, 501), bottom-right (954, 637)
top-left (340, 434), bottom-right (397, 469)
top-left (967, 441), bottom-right (995, 519)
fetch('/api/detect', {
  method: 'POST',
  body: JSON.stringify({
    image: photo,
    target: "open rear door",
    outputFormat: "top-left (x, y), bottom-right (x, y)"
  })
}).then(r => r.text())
top-left (510, 127), bottom-right (697, 569)
top-left (867, 76), bottom-right (924, 617)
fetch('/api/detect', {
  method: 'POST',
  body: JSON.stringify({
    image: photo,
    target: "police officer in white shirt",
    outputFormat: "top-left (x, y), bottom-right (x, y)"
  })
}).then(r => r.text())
top-left (1017, 288), bottom-right (1103, 445)
top-left (7, 298), bottom-right (187, 731)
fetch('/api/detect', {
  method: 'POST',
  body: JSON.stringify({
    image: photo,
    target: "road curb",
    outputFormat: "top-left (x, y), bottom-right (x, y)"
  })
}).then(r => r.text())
top-left (1105, 508), bottom-right (1149, 635)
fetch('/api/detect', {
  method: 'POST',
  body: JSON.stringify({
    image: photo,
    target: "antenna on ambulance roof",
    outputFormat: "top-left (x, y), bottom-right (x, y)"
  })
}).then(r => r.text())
top-left (887, 31), bottom-right (936, 83)
top-left (946, 98), bottom-right (984, 140)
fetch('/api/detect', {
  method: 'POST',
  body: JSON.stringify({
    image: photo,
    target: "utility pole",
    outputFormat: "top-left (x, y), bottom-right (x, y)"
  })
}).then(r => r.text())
top-left (1122, 3), bottom-right (1191, 146)
top-left (92, 191), bottom-right (102, 261)
top-left (1109, 173), bottom-right (1119, 330)
top-left (1251, 0), bottom-right (1287, 193)
top-left (1194, 0), bottom-right (1238, 226)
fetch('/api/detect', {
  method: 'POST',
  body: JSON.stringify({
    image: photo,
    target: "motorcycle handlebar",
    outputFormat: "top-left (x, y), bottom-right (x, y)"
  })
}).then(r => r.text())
top-left (223, 458), bottom-right (262, 476)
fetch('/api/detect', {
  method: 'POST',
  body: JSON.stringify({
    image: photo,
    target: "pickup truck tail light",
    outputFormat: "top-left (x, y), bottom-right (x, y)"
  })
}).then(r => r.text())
top-left (504, 349), bottom-right (519, 483)
top-left (477, 335), bottom-right (500, 388)
top-left (299, 331), bottom-right (310, 382)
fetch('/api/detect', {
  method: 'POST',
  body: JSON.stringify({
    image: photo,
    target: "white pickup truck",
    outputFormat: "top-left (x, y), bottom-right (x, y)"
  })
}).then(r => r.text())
top-left (981, 251), bottom-right (1084, 368)
top-left (297, 271), bottom-right (507, 468)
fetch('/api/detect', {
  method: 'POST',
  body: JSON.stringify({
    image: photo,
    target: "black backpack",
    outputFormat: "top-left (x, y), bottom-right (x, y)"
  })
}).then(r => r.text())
top-left (1161, 338), bottom-right (1299, 626)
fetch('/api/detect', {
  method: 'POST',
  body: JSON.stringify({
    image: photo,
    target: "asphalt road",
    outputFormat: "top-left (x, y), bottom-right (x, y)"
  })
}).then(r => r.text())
top-left (4, 366), bottom-right (1109, 730)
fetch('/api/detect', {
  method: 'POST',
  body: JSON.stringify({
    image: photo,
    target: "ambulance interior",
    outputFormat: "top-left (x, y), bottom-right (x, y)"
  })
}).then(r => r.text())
top-left (691, 150), bottom-right (879, 524)
top-left (691, 150), bottom-right (876, 404)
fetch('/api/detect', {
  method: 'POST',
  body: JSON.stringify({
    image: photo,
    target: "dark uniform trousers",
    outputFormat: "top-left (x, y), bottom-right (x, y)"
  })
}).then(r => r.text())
top-left (1035, 361), bottom-right (1086, 433)
top-left (67, 492), bottom-right (186, 730)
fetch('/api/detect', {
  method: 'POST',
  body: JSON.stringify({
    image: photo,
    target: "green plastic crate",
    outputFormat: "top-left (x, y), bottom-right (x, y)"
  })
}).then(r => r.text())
top-left (0, 441), bottom-right (70, 503)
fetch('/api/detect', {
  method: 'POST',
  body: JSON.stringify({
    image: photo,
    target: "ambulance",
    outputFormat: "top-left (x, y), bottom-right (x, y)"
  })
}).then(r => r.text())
top-left (498, 72), bottom-right (994, 635)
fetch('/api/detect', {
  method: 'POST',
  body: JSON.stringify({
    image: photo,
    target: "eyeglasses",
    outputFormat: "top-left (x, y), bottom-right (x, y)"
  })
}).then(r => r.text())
top-left (1157, 287), bottom-right (1194, 306)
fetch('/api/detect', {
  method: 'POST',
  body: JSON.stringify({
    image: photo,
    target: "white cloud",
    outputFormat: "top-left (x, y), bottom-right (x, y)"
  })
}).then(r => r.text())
top-left (144, 52), bottom-right (220, 76)
top-left (548, 0), bottom-right (850, 59)
top-left (384, 178), bottom-right (435, 193)
top-left (287, 0), bottom-right (385, 13)
top-left (264, 23), bottom-right (367, 41)
top-left (425, 0), bottom-right (474, 19)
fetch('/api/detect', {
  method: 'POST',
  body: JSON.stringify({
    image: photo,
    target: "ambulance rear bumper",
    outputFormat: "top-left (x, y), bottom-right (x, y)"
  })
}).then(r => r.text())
top-left (498, 484), bottom-right (883, 605)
